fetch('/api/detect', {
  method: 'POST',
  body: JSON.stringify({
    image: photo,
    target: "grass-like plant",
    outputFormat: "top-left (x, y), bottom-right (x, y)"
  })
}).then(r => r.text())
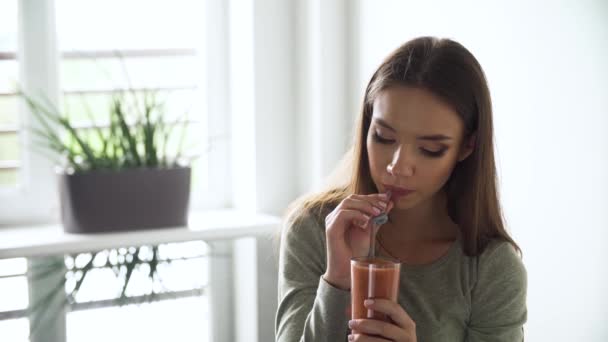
top-left (19, 76), bottom-right (197, 338)
top-left (21, 87), bottom-right (190, 173)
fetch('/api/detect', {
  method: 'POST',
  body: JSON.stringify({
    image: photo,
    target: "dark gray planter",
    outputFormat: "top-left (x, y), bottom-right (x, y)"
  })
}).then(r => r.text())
top-left (59, 167), bottom-right (191, 233)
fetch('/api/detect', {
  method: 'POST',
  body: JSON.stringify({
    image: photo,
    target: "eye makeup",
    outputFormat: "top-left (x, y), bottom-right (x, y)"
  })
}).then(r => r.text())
top-left (420, 148), bottom-right (447, 158)
top-left (372, 131), bottom-right (395, 144)
top-left (372, 131), bottom-right (448, 158)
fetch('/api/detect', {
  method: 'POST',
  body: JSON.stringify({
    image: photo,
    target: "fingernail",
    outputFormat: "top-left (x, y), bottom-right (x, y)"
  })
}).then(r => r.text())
top-left (348, 334), bottom-right (354, 341)
top-left (364, 299), bottom-right (374, 306)
top-left (372, 207), bottom-right (381, 215)
top-left (377, 201), bottom-right (387, 208)
top-left (380, 193), bottom-right (389, 198)
top-left (348, 320), bottom-right (355, 328)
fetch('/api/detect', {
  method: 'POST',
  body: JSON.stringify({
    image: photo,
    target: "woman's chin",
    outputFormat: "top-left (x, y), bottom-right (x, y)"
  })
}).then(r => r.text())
top-left (391, 194), bottom-right (417, 210)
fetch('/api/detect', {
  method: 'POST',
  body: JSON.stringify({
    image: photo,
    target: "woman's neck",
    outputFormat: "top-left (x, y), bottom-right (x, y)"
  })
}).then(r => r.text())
top-left (383, 191), bottom-right (458, 243)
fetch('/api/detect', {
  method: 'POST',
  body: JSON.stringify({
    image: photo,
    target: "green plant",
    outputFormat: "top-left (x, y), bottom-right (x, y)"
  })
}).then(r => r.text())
top-left (19, 62), bottom-right (198, 338)
top-left (21, 86), bottom-right (196, 333)
top-left (21, 87), bottom-right (191, 173)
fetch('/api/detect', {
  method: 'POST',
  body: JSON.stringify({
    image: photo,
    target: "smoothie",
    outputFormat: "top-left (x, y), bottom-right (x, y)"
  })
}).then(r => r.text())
top-left (351, 256), bottom-right (400, 323)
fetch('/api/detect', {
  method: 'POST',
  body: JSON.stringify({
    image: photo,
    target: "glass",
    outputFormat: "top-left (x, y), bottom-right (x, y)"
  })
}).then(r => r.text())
top-left (61, 89), bottom-right (198, 125)
top-left (0, 1), bottom-right (19, 188)
top-left (0, 276), bottom-right (29, 312)
top-left (56, 0), bottom-right (203, 51)
top-left (67, 296), bottom-right (209, 342)
top-left (0, 96), bottom-right (19, 126)
top-left (55, 0), bottom-right (211, 200)
top-left (0, 318), bottom-right (29, 342)
top-left (350, 256), bottom-right (400, 324)
top-left (0, 257), bottom-right (27, 276)
top-left (60, 56), bottom-right (200, 92)
top-left (0, 1), bottom-right (18, 52)
top-left (0, 60), bottom-right (18, 93)
top-left (0, 132), bottom-right (19, 161)
top-left (66, 241), bottom-right (208, 303)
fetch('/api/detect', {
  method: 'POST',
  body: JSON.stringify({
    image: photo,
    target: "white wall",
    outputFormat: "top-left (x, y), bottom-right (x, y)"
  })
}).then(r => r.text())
top-left (295, 0), bottom-right (354, 193)
top-left (354, 0), bottom-right (608, 340)
top-left (229, 0), bottom-right (296, 341)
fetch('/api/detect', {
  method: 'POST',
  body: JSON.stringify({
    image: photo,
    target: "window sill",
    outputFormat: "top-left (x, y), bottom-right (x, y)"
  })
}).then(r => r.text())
top-left (0, 210), bottom-right (281, 259)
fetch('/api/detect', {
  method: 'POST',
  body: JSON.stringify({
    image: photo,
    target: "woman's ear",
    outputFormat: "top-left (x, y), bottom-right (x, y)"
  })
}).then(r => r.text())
top-left (457, 133), bottom-right (476, 162)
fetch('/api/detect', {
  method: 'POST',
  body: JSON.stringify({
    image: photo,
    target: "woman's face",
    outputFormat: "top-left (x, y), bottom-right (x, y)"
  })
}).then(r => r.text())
top-left (366, 85), bottom-right (473, 210)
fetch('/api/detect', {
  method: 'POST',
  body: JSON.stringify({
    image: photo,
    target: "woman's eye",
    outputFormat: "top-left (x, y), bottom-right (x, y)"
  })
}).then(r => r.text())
top-left (373, 131), bottom-right (447, 157)
top-left (420, 148), bottom-right (446, 158)
top-left (372, 132), bottom-right (395, 144)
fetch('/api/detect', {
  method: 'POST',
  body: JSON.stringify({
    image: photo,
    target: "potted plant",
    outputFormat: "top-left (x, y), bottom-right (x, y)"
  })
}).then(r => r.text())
top-left (22, 87), bottom-right (192, 233)
top-left (19, 61), bottom-right (201, 341)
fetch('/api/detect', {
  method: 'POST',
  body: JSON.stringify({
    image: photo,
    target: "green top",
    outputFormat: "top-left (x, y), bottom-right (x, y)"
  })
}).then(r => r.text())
top-left (275, 209), bottom-right (527, 342)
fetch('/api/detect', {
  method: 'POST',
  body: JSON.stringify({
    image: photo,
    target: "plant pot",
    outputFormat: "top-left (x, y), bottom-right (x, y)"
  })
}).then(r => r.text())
top-left (58, 167), bottom-right (191, 233)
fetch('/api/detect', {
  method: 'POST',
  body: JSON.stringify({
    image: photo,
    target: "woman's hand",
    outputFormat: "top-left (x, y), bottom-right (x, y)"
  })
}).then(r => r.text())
top-left (348, 299), bottom-right (417, 342)
top-left (322, 193), bottom-right (393, 290)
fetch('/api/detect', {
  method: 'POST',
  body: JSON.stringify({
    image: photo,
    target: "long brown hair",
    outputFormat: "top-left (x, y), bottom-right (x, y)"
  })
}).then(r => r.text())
top-left (287, 37), bottom-right (520, 257)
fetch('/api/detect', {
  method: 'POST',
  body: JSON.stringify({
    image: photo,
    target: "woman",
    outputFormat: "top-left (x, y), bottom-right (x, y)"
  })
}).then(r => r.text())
top-left (276, 37), bottom-right (527, 342)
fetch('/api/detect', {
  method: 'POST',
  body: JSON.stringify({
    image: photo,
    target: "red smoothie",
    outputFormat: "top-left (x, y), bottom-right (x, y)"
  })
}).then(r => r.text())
top-left (350, 256), bottom-right (400, 325)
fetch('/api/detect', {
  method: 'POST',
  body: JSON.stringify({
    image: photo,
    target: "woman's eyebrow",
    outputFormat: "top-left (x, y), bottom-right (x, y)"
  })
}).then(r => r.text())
top-left (373, 117), bottom-right (396, 132)
top-left (373, 117), bottom-right (452, 140)
top-left (417, 134), bottom-right (453, 141)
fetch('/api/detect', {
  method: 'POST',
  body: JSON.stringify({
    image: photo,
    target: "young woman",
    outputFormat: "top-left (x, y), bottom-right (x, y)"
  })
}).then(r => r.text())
top-left (276, 37), bottom-right (527, 342)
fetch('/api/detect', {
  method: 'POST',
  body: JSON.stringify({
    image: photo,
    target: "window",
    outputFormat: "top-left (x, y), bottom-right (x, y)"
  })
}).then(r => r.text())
top-left (55, 0), bottom-right (224, 210)
top-left (0, 0), bottom-right (19, 187)
top-left (0, 242), bottom-right (211, 342)
top-left (0, 258), bottom-right (29, 342)
top-left (0, 0), bottom-right (229, 223)
top-left (64, 241), bottom-right (210, 342)
top-left (0, 1), bottom-right (231, 341)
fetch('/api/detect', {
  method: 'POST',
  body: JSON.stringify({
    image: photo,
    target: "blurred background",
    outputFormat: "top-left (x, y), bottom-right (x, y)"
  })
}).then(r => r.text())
top-left (0, 0), bottom-right (606, 341)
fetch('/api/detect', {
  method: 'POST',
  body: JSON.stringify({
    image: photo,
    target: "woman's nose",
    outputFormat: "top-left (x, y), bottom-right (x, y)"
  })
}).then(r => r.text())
top-left (386, 146), bottom-right (414, 177)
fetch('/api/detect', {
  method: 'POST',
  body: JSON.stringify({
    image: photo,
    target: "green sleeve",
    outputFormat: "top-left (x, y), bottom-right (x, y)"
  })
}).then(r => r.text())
top-left (466, 241), bottom-right (528, 341)
top-left (275, 212), bottom-right (350, 342)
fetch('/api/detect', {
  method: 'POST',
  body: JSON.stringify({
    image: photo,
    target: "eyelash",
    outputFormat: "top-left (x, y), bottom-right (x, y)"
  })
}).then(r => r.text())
top-left (372, 132), bottom-right (447, 158)
top-left (372, 132), bottom-right (394, 144)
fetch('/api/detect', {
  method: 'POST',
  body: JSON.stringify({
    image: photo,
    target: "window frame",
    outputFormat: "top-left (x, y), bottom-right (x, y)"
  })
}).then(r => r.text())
top-left (0, 0), bottom-right (231, 226)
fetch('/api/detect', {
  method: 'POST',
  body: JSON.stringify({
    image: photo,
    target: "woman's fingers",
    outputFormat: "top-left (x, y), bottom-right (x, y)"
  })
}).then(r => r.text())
top-left (339, 195), bottom-right (390, 218)
top-left (385, 200), bottom-right (394, 213)
top-left (364, 299), bottom-right (415, 330)
top-left (326, 209), bottom-right (371, 236)
top-left (349, 318), bottom-right (403, 341)
top-left (355, 193), bottom-right (392, 211)
top-left (348, 333), bottom-right (392, 342)
top-left (348, 300), bottom-right (416, 341)
top-left (323, 192), bottom-right (394, 292)
top-left (327, 194), bottom-right (391, 233)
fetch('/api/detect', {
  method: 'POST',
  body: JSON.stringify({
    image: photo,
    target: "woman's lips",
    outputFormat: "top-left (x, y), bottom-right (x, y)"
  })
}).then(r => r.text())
top-left (384, 185), bottom-right (415, 199)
